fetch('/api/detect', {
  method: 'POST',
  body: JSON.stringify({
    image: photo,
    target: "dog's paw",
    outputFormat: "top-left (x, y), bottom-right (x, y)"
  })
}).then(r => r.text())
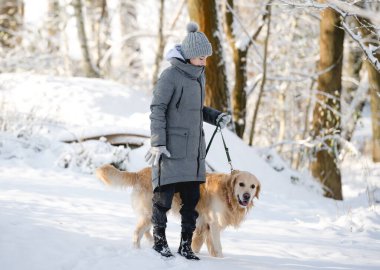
top-left (209, 249), bottom-right (223, 258)
top-left (214, 252), bottom-right (224, 258)
top-left (132, 240), bottom-right (141, 249)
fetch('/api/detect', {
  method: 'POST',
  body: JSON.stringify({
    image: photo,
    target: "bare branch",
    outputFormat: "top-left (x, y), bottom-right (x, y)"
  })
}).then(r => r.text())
top-left (169, 0), bottom-right (186, 30)
top-left (326, 0), bottom-right (380, 25)
top-left (340, 19), bottom-right (380, 72)
top-left (225, 0), bottom-right (264, 62)
top-left (277, 0), bottom-right (380, 72)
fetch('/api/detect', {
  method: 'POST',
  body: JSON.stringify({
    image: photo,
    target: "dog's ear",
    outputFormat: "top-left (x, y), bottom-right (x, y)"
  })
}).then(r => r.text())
top-left (228, 171), bottom-right (239, 191)
top-left (255, 182), bottom-right (261, 199)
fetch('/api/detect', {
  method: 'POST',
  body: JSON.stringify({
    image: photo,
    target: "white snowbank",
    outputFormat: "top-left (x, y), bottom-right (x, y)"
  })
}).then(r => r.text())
top-left (0, 74), bottom-right (379, 269)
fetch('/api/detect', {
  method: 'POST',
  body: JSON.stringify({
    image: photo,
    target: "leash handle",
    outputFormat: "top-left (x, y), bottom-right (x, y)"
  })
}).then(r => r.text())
top-left (205, 121), bottom-right (234, 172)
top-left (206, 115), bottom-right (224, 155)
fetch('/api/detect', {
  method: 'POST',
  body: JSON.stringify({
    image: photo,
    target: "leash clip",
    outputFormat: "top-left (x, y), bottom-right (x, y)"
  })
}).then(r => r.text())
top-left (219, 127), bottom-right (234, 173)
top-left (228, 161), bottom-right (234, 173)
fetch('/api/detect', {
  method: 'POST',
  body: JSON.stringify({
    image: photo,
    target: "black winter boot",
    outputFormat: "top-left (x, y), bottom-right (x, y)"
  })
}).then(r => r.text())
top-left (153, 227), bottom-right (174, 258)
top-left (177, 232), bottom-right (200, 260)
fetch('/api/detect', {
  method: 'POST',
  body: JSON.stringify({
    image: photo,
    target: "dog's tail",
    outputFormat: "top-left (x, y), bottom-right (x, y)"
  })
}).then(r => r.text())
top-left (96, 164), bottom-right (137, 188)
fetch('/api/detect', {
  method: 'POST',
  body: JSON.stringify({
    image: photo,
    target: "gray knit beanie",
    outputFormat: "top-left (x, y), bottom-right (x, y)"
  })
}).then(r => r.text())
top-left (181, 22), bottom-right (212, 59)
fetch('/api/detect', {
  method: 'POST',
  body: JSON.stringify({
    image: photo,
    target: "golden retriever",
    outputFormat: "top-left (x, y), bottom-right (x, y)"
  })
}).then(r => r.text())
top-left (95, 164), bottom-right (260, 257)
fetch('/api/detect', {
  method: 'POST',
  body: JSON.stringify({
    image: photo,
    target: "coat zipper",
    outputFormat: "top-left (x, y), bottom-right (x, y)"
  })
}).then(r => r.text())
top-left (196, 76), bottom-right (203, 176)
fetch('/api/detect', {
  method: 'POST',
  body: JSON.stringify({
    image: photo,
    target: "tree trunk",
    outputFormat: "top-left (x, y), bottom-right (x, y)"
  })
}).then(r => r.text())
top-left (187, 0), bottom-right (229, 112)
top-left (224, 0), bottom-right (243, 136)
top-left (86, 0), bottom-right (111, 72)
top-left (224, 0), bottom-right (271, 138)
top-left (46, 0), bottom-right (60, 52)
top-left (293, 79), bottom-right (316, 170)
top-left (231, 48), bottom-right (248, 136)
top-left (357, 17), bottom-right (380, 162)
top-left (341, 17), bottom-right (365, 142)
top-left (310, 6), bottom-right (344, 200)
top-left (72, 0), bottom-right (100, 78)
top-left (152, 0), bottom-right (165, 86)
top-left (0, 0), bottom-right (24, 48)
top-left (118, 0), bottom-right (141, 81)
top-left (97, 0), bottom-right (110, 70)
top-left (367, 61), bottom-right (380, 162)
top-left (249, 4), bottom-right (271, 146)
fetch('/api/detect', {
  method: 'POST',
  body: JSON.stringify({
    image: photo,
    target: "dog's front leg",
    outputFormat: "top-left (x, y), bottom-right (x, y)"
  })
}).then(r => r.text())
top-left (206, 222), bottom-right (223, 257)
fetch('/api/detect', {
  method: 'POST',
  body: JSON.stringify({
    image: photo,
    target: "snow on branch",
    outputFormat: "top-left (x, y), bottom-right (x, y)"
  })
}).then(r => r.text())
top-left (277, 0), bottom-right (380, 73)
top-left (224, 0), bottom-right (267, 62)
top-left (326, 0), bottom-right (380, 25)
top-left (339, 19), bottom-right (380, 72)
top-left (326, 3), bottom-right (380, 72)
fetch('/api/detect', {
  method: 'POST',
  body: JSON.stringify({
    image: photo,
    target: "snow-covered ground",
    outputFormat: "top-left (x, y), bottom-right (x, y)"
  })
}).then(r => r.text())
top-left (0, 74), bottom-right (379, 270)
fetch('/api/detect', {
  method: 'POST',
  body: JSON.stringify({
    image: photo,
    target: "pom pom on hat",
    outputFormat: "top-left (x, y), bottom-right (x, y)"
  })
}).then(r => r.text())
top-left (186, 22), bottom-right (199, 33)
top-left (181, 22), bottom-right (212, 59)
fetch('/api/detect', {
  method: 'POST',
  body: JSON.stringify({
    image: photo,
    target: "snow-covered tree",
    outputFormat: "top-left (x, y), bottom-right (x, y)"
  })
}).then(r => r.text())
top-left (0, 0), bottom-right (24, 48)
top-left (310, 5), bottom-right (344, 200)
top-left (72, 0), bottom-right (100, 77)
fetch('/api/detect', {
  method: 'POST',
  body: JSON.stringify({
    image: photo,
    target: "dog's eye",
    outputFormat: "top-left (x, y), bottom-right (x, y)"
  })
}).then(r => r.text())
top-left (251, 184), bottom-right (256, 189)
top-left (239, 183), bottom-right (245, 187)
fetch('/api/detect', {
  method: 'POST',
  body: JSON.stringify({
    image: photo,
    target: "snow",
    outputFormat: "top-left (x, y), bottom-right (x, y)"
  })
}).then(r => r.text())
top-left (1, 74), bottom-right (380, 269)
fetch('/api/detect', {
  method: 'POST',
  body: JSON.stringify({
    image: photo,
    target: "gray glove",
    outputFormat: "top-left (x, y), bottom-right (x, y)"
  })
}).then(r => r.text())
top-left (216, 113), bottom-right (232, 129)
top-left (145, 146), bottom-right (171, 166)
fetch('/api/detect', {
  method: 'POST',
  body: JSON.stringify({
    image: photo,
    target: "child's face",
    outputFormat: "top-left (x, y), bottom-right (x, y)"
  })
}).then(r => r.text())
top-left (190, 56), bottom-right (207, 66)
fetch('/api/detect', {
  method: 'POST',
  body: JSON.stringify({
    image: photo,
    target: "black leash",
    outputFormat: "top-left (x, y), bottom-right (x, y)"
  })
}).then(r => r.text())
top-left (205, 122), bottom-right (234, 172)
top-left (205, 126), bottom-right (219, 156)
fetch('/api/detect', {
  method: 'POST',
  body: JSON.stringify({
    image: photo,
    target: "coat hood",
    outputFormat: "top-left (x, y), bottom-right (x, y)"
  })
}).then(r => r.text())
top-left (165, 44), bottom-right (186, 61)
top-left (165, 44), bottom-right (204, 79)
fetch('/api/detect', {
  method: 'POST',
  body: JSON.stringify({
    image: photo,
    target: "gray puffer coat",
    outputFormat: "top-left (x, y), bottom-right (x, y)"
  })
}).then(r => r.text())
top-left (150, 45), bottom-right (221, 190)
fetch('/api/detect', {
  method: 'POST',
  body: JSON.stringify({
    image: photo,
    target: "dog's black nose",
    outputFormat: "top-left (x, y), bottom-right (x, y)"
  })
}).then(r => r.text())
top-left (243, 193), bottom-right (250, 200)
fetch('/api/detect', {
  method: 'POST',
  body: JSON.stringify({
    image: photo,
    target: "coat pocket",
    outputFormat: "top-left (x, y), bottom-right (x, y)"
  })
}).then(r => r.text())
top-left (166, 127), bottom-right (188, 159)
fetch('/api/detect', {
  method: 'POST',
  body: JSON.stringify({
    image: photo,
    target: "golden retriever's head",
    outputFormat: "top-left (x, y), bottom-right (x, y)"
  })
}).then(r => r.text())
top-left (230, 170), bottom-right (261, 208)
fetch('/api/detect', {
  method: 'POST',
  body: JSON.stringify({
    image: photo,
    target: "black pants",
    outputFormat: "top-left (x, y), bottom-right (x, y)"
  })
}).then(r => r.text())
top-left (152, 181), bottom-right (200, 233)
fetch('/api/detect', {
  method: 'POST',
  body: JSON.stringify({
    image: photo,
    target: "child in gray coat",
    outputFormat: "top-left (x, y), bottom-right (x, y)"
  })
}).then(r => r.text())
top-left (145, 22), bottom-right (231, 260)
